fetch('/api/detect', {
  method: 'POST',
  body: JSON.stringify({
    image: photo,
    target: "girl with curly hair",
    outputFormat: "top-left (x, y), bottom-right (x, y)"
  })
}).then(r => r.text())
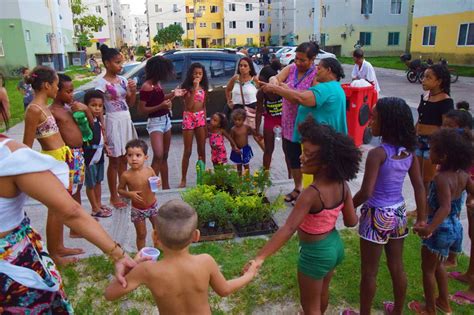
top-left (246, 116), bottom-right (360, 314)
top-left (410, 129), bottom-right (474, 314)
top-left (344, 98), bottom-right (426, 315)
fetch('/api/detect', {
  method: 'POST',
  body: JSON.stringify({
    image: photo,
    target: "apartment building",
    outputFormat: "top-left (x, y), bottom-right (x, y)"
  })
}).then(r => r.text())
top-left (146, 0), bottom-right (186, 46)
top-left (319, 0), bottom-right (413, 56)
top-left (0, 0), bottom-right (75, 72)
top-left (184, 0), bottom-right (224, 48)
top-left (132, 15), bottom-right (149, 47)
top-left (121, 3), bottom-right (134, 46)
top-left (410, 0), bottom-right (473, 65)
top-left (224, 0), bottom-right (260, 47)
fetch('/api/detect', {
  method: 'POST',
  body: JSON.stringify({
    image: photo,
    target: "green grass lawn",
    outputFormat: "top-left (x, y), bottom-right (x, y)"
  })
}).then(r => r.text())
top-left (338, 56), bottom-right (474, 77)
top-left (61, 230), bottom-right (473, 314)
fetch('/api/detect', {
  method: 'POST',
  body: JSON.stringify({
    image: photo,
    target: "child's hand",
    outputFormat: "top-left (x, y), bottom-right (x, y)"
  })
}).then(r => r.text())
top-left (174, 88), bottom-right (187, 97)
top-left (133, 251), bottom-right (153, 263)
top-left (193, 78), bottom-right (200, 88)
top-left (232, 146), bottom-right (240, 153)
top-left (127, 79), bottom-right (137, 92)
top-left (413, 223), bottom-right (432, 239)
top-left (129, 191), bottom-right (144, 204)
top-left (104, 144), bottom-right (113, 157)
top-left (160, 99), bottom-right (172, 110)
top-left (244, 260), bottom-right (259, 277)
top-left (71, 101), bottom-right (88, 112)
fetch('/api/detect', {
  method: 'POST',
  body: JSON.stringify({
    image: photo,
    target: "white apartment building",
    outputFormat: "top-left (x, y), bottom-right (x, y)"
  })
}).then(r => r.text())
top-left (120, 3), bottom-right (134, 46)
top-left (269, 0), bottom-right (296, 46)
top-left (224, 0), bottom-right (260, 46)
top-left (131, 14), bottom-right (149, 47)
top-left (146, 0), bottom-right (186, 45)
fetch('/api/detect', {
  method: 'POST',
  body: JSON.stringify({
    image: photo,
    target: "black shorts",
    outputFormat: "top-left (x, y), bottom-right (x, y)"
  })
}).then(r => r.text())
top-left (283, 138), bottom-right (301, 169)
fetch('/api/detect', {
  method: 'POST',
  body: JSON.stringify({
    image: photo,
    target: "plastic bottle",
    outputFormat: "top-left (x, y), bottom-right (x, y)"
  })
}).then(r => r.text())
top-left (273, 125), bottom-right (282, 141)
top-left (196, 159), bottom-right (206, 185)
top-left (73, 111), bottom-right (93, 143)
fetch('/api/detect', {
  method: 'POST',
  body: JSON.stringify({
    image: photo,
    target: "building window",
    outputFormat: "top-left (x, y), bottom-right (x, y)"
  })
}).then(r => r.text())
top-left (359, 32), bottom-right (372, 45)
top-left (458, 23), bottom-right (474, 46)
top-left (212, 22), bottom-right (221, 29)
top-left (155, 5), bottom-right (162, 12)
top-left (390, 0), bottom-right (401, 14)
top-left (246, 4), bottom-right (253, 11)
top-left (98, 26), bottom-right (103, 32)
top-left (361, 0), bottom-right (373, 15)
top-left (25, 30), bottom-right (31, 41)
top-left (260, 23), bottom-right (264, 31)
top-left (173, 4), bottom-right (178, 12)
top-left (247, 38), bottom-right (253, 45)
top-left (422, 26), bottom-right (436, 46)
top-left (260, 10), bottom-right (264, 16)
top-left (187, 23), bottom-right (194, 30)
top-left (199, 5), bottom-right (205, 12)
top-left (230, 38), bottom-right (236, 45)
top-left (156, 23), bottom-right (164, 31)
top-left (388, 32), bottom-right (400, 45)
top-left (260, 35), bottom-right (265, 42)
top-left (199, 22), bottom-right (206, 28)
top-left (210, 5), bottom-right (218, 13)
top-left (247, 21), bottom-right (254, 28)
top-left (186, 6), bottom-right (194, 13)
top-left (322, 5), bottom-right (327, 17)
top-left (174, 22), bottom-right (182, 27)
top-left (96, 5), bottom-right (101, 13)
top-left (229, 21), bottom-right (236, 29)
top-left (0, 39), bottom-right (4, 57)
top-left (229, 3), bottom-right (235, 11)
top-left (320, 33), bottom-right (326, 46)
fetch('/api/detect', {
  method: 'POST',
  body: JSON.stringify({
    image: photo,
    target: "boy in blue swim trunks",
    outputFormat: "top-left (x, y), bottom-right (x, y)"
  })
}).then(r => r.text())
top-left (230, 108), bottom-right (262, 176)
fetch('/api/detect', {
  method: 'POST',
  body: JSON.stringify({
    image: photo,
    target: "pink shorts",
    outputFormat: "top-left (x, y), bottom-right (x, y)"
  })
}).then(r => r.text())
top-left (182, 110), bottom-right (206, 130)
top-left (263, 114), bottom-right (282, 132)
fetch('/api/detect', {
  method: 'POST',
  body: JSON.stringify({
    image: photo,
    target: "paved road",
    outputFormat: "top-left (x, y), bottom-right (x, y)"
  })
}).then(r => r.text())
top-left (5, 65), bottom-right (471, 256)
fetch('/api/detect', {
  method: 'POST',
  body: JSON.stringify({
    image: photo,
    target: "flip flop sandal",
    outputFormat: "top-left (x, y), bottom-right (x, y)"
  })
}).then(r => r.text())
top-left (91, 209), bottom-right (112, 218)
top-left (339, 309), bottom-right (359, 315)
top-left (100, 205), bottom-right (113, 216)
top-left (383, 301), bottom-right (394, 315)
top-left (448, 271), bottom-right (469, 283)
top-left (450, 291), bottom-right (474, 305)
top-left (407, 301), bottom-right (429, 315)
top-left (284, 189), bottom-right (300, 202)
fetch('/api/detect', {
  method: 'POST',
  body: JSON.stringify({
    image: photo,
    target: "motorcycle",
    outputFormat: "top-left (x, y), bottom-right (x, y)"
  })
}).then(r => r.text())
top-left (400, 54), bottom-right (459, 84)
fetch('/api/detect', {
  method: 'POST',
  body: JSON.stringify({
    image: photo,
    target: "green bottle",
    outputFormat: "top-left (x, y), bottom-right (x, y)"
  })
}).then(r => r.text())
top-left (73, 111), bottom-right (93, 143)
top-left (196, 159), bottom-right (205, 185)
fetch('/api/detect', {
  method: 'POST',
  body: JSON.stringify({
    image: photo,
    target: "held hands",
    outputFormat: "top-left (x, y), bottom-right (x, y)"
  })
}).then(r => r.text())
top-left (114, 253), bottom-right (137, 288)
top-left (243, 257), bottom-right (264, 275)
top-left (413, 221), bottom-right (432, 239)
top-left (127, 79), bottom-right (137, 93)
top-left (129, 191), bottom-right (144, 204)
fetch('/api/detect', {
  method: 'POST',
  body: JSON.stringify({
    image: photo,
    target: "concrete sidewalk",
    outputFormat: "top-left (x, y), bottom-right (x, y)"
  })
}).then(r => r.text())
top-left (5, 119), bottom-right (471, 257)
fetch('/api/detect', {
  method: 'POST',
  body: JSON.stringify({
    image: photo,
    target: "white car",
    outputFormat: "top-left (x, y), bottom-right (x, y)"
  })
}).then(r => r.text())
top-left (279, 47), bottom-right (336, 66)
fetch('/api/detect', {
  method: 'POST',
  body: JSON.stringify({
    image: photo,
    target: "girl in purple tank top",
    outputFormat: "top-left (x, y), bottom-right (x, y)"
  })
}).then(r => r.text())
top-left (346, 98), bottom-right (426, 315)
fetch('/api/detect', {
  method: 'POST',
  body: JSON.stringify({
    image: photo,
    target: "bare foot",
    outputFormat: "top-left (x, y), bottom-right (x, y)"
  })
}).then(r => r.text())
top-left (51, 255), bottom-right (80, 266)
top-left (178, 181), bottom-right (186, 188)
top-left (57, 247), bottom-right (84, 257)
top-left (435, 297), bottom-right (452, 314)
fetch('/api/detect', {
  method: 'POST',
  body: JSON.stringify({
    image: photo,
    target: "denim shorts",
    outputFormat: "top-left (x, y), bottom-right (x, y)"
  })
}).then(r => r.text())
top-left (415, 135), bottom-right (430, 160)
top-left (147, 115), bottom-right (171, 134)
top-left (422, 217), bottom-right (463, 260)
top-left (84, 163), bottom-right (104, 188)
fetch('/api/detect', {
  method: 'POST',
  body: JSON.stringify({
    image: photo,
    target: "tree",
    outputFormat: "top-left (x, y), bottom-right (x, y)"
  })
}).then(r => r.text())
top-left (72, 0), bottom-right (106, 49)
top-left (153, 24), bottom-right (185, 47)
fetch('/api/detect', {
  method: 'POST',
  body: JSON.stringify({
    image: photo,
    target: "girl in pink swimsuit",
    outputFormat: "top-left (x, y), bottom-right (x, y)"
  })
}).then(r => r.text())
top-left (208, 112), bottom-right (238, 166)
top-left (179, 63), bottom-right (209, 188)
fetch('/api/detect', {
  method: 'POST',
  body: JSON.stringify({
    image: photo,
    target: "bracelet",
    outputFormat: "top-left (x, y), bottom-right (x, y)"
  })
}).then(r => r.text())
top-left (106, 242), bottom-right (125, 261)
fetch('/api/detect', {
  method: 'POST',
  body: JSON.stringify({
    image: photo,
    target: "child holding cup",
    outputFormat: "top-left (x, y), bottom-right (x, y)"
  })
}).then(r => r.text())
top-left (118, 139), bottom-right (160, 250)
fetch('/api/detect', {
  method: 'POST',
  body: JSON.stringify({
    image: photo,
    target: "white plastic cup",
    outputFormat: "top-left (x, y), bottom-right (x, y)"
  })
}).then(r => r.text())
top-left (273, 125), bottom-right (282, 141)
top-left (140, 247), bottom-right (160, 261)
top-left (148, 176), bottom-right (161, 192)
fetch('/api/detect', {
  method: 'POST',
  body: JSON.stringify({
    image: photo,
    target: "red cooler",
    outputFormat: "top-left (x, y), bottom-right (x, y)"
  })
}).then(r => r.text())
top-left (341, 84), bottom-right (378, 147)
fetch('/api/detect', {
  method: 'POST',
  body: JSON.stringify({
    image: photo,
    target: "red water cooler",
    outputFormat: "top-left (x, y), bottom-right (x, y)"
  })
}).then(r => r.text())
top-left (341, 84), bottom-right (378, 147)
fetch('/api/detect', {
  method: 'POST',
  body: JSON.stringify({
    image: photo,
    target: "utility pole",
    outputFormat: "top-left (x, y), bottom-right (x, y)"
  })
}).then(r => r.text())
top-left (193, 0), bottom-right (197, 48)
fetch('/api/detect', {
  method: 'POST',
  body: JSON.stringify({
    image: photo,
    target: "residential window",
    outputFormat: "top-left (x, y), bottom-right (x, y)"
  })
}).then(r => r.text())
top-left (229, 21), bottom-right (236, 29)
top-left (322, 5), bottom-right (326, 17)
top-left (359, 32), bottom-right (372, 45)
top-left (260, 23), bottom-right (265, 31)
top-left (390, 0), bottom-right (401, 14)
top-left (422, 26), bottom-right (436, 46)
top-left (361, 0), bottom-right (373, 15)
top-left (320, 33), bottom-right (326, 46)
top-left (174, 22), bottom-right (182, 26)
top-left (260, 10), bottom-right (264, 16)
top-left (246, 4), bottom-right (253, 11)
top-left (229, 3), bottom-right (235, 11)
top-left (173, 4), bottom-right (178, 12)
top-left (186, 6), bottom-right (194, 13)
top-left (210, 5), bottom-right (218, 13)
top-left (247, 21), bottom-right (253, 28)
top-left (96, 5), bottom-right (101, 13)
top-left (199, 22), bottom-right (206, 28)
top-left (247, 38), bottom-right (253, 45)
top-left (261, 35), bottom-right (265, 42)
top-left (187, 23), bottom-right (194, 30)
top-left (0, 39), bottom-right (4, 57)
top-left (156, 23), bottom-right (164, 31)
top-left (458, 23), bottom-right (474, 46)
top-left (212, 22), bottom-right (221, 29)
top-left (230, 38), bottom-right (236, 46)
top-left (98, 26), bottom-right (103, 32)
top-left (388, 32), bottom-right (400, 45)
top-left (199, 5), bottom-right (205, 11)
top-left (25, 30), bottom-right (31, 41)
top-left (155, 4), bottom-right (162, 12)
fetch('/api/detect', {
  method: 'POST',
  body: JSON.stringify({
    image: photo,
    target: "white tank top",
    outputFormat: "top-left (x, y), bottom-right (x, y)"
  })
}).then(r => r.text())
top-left (0, 138), bottom-right (69, 232)
top-left (231, 78), bottom-right (258, 105)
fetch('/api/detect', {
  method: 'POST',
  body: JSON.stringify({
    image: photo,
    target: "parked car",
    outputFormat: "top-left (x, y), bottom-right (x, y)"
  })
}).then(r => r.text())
top-left (274, 46), bottom-right (293, 59)
top-left (119, 61), bottom-right (140, 75)
top-left (280, 47), bottom-right (336, 66)
top-left (74, 49), bottom-right (244, 128)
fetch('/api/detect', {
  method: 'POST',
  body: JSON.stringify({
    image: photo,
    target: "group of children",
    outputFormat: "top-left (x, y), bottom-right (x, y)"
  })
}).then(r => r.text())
top-left (18, 45), bottom-right (474, 314)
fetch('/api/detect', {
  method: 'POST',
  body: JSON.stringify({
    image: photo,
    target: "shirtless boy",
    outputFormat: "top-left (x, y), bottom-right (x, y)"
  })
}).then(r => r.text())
top-left (105, 199), bottom-right (258, 314)
top-left (118, 139), bottom-right (159, 250)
